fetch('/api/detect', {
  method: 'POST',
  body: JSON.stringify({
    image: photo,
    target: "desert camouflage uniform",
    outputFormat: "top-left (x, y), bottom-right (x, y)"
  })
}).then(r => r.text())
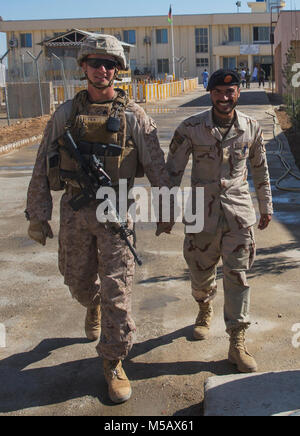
top-left (26, 95), bottom-right (170, 360)
top-left (167, 108), bottom-right (273, 331)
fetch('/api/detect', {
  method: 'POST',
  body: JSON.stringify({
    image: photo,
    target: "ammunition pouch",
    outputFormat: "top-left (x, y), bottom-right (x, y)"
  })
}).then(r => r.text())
top-left (47, 89), bottom-right (145, 193)
top-left (47, 150), bottom-right (65, 191)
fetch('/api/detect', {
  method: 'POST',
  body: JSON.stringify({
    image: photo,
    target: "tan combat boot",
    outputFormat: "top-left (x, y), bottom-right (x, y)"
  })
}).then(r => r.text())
top-left (103, 359), bottom-right (132, 403)
top-left (228, 326), bottom-right (258, 373)
top-left (85, 306), bottom-right (101, 341)
top-left (193, 301), bottom-right (213, 340)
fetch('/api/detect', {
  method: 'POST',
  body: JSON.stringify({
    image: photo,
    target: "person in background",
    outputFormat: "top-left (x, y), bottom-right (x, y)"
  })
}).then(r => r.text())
top-left (246, 68), bottom-right (251, 89)
top-left (202, 69), bottom-right (209, 89)
top-left (252, 65), bottom-right (258, 83)
top-left (240, 68), bottom-right (246, 88)
top-left (258, 67), bottom-right (266, 88)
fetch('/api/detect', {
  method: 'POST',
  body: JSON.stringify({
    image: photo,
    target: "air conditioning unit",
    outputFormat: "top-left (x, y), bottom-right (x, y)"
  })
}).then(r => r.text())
top-left (9, 38), bottom-right (18, 48)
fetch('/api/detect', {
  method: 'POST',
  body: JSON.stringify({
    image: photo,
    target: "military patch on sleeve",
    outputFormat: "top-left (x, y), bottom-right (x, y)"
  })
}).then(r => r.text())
top-left (170, 130), bottom-right (186, 154)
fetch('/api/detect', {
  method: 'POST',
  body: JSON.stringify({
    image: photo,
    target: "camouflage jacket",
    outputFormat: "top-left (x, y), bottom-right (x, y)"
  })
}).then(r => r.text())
top-left (166, 108), bottom-right (273, 233)
top-left (26, 95), bottom-right (170, 221)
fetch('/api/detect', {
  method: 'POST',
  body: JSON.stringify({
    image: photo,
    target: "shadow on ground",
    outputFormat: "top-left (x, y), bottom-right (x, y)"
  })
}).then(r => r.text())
top-left (0, 327), bottom-right (236, 414)
top-left (204, 371), bottom-right (300, 416)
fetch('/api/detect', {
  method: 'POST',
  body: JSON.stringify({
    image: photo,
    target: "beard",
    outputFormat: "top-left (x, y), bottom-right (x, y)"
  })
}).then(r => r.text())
top-left (213, 100), bottom-right (238, 116)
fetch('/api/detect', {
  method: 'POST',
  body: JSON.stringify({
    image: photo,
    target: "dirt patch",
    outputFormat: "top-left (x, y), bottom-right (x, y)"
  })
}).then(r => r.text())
top-left (0, 116), bottom-right (50, 147)
top-left (266, 91), bottom-right (300, 170)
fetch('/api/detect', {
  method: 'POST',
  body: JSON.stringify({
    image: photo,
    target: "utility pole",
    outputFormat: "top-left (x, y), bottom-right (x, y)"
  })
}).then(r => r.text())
top-left (26, 50), bottom-right (44, 116)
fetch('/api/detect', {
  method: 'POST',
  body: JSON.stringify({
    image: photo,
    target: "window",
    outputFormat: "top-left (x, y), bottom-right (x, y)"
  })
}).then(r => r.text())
top-left (156, 29), bottom-right (168, 44)
top-left (130, 59), bottom-right (137, 71)
top-left (223, 57), bottom-right (236, 69)
top-left (157, 59), bottom-right (169, 74)
top-left (20, 33), bottom-right (32, 48)
top-left (229, 27), bottom-right (241, 42)
top-left (123, 30), bottom-right (136, 45)
top-left (253, 26), bottom-right (271, 43)
top-left (196, 58), bottom-right (209, 68)
top-left (195, 28), bottom-right (208, 53)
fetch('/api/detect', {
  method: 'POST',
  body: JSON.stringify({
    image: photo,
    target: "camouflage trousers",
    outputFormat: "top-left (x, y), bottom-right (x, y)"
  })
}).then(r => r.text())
top-left (58, 193), bottom-right (136, 361)
top-left (184, 211), bottom-right (256, 332)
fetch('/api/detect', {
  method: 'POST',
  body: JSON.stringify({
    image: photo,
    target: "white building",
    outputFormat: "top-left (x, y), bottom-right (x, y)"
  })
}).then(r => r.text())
top-left (0, 10), bottom-right (276, 82)
top-left (248, 1), bottom-right (286, 13)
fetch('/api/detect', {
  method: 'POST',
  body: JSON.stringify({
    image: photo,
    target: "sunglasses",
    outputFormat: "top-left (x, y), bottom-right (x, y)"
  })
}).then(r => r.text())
top-left (85, 58), bottom-right (118, 70)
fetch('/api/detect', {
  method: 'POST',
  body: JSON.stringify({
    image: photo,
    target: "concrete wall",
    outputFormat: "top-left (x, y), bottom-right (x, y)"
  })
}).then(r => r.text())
top-left (7, 81), bottom-right (55, 118)
top-left (274, 11), bottom-right (300, 96)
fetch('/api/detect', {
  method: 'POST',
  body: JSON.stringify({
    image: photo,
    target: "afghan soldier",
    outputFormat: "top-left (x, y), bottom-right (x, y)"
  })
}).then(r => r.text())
top-left (166, 69), bottom-right (273, 373)
top-left (25, 34), bottom-right (171, 403)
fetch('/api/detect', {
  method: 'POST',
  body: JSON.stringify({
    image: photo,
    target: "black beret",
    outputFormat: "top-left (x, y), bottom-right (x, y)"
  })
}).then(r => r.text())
top-left (207, 69), bottom-right (241, 91)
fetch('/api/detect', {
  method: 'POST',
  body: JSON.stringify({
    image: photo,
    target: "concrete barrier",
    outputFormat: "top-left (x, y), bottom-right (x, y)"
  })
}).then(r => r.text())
top-left (0, 134), bottom-right (43, 156)
top-left (7, 82), bottom-right (55, 118)
top-left (52, 78), bottom-right (199, 105)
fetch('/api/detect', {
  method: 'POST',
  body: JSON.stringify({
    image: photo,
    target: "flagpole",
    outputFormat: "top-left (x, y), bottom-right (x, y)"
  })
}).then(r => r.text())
top-left (171, 16), bottom-right (175, 78)
top-left (169, 4), bottom-right (175, 79)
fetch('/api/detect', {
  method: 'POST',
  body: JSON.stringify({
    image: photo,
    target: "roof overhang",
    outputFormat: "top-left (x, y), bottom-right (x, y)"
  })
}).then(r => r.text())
top-left (39, 28), bottom-right (135, 50)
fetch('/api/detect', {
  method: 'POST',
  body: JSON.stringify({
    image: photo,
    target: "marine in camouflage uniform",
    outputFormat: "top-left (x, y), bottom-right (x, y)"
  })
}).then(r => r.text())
top-left (167, 69), bottom-right (273, 373)
top-left (26, 34), bottom-right (172, 403)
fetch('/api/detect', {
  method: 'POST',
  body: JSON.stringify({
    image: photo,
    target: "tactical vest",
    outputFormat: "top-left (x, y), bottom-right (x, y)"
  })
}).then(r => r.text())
top-left (48, 89), bottom-right (143, 192)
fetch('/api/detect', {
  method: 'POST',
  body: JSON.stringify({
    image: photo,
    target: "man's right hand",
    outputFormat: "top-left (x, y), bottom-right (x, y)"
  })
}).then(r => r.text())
top-left (28, 219), bottom-right (54, 246)
top-left (155, 222), bottom-right (174, 237)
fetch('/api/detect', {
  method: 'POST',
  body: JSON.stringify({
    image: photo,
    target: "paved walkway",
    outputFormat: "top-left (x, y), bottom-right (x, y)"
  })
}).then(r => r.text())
top-left (0, 87), bottom-right (299, 416)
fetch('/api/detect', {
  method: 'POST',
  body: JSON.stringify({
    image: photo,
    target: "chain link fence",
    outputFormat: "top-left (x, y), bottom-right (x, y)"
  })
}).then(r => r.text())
top-left (0, 50), bottom-right (199, 123)
top-left (1, 53), bottom-right (87, 123)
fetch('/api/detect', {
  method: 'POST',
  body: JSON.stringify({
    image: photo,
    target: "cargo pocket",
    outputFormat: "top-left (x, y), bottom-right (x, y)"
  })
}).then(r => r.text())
top-left (231, 144), bottom-right (249, 161)
top-left (248, 228), bottom-right (256, 269)
top-left (193, 144), bottom-right (216, 161)
top-left (47, 150), bottom-right (65, 191)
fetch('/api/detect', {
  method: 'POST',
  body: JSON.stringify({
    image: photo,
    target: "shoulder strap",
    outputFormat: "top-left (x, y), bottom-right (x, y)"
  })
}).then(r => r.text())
top-left (112, 88), bottom-right (129, 113)
top-left (65, 90), bottom-right (89, 129)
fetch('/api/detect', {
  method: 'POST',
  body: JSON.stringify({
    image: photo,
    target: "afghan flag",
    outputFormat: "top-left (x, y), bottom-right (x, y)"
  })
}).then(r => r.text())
top-left (168, 5), bottom-right (173, 23)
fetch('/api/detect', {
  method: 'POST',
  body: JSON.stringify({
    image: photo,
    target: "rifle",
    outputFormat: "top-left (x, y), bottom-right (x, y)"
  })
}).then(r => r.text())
top-left (62, 129), bottom-right (143, 266)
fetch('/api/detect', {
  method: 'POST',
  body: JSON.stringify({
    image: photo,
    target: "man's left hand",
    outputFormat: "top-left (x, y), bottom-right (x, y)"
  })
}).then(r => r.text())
top-left (258, 214), bottom-right (272, 230)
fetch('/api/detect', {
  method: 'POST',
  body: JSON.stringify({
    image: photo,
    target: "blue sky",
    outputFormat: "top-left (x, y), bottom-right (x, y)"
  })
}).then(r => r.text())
top-left (1, 0), bottom-right (300, 54)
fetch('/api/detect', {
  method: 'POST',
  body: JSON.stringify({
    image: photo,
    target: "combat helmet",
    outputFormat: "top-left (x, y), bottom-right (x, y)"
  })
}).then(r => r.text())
top-left (77, 34), bottom-right (128, 70)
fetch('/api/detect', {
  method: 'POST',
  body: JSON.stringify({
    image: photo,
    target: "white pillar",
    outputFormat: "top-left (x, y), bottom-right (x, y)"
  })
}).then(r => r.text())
top-left (248, 55), bottom-right (253, 73)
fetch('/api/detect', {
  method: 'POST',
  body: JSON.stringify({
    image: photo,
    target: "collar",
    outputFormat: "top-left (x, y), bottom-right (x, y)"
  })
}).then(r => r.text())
top-left (205, 108), bottom-right (247, 142)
